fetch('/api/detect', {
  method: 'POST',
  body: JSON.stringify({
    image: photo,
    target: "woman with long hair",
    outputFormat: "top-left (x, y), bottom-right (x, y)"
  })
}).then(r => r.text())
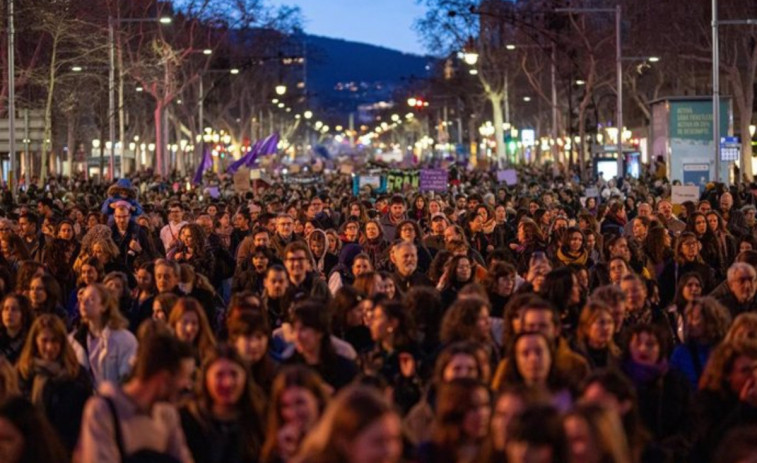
top-left (228, 309), bottom-right (279, 394)
top-left (643, 226), bottom-right (673, 280)
top-left (0, 294), bottom-right (32, 364)
top-left (556, 227), bottom-right (592, 268)
top-left (669, 297), bottom-right (731, 388)
top-left (404, 341), bottom-right (490, 445)
top-left (168, 223), bottom-right (216, 281)
top-left (436, 254), bottom-right (476, 308)
top-left (572, 300), bottom-right (621, 370)
top-left (510, 218), bottom-right (546, 276)
top-left (360, 219), bottom-right (389, 272)
top-left (69, 283), bottom-right (137, 386)
top-left (330, 286), bottom-right (372, 355)
top-left (67, 256), bottom-right (104, 318)
top-left (27, 274), bottom-right (68, 324)
top-left (504, 404), bottom-right (570, 463)
top-left (180, 345), bottom-right (267, 463)
top-left (658, 232), bottom-right (715, 307)
top-left (539, 267), bottom-right (583, 333)
top-left (483, 262), bottom-right (516, 318)
top-left (0, 234), bottom-right (28, 271)
top-left (308, 229), bottom-right (338, 278)
top-left (418, 378), bottom-right (491, 463)
top-left (667, 272), bottom-right (704, 343)
top-left (705, 210), bottom-right (738, 279)
top-left (364, 299), bottom-right (420, 412)
top-left (17, 315), bottom-right (91, 453)
top-left (563, 403), bottom-right (632, 463)
top-left (261, 366), bottom-right (329, 463)
top-left (581, 370), bottom-right (658, 463)
top-left (691, 340), bottom-right (757, 463)
top-left (293, 385), bottom-right (403, 463)
top-left (103, 271), bottom-right (136, 329)
top-left (285, 300), bottom-right (358, 391)
top-left (169, 297), bottom-right (217, 365)
top-left (499, 332), bottom-right (571, 411)
top-left (440, 296), bottom-right (497, 367)
top-left (0, 397), bottom-right (70, 463)
top-left (620, 324), bottom-right (691, 452)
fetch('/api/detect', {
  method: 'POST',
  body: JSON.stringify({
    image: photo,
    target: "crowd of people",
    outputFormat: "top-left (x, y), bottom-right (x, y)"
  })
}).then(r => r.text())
top-left (3, 166), bottom-right (757, 463)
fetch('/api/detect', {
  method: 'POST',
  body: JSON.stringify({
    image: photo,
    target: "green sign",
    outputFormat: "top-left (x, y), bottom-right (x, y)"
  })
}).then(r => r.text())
top-left (670, 100), bottom-right (728, 141)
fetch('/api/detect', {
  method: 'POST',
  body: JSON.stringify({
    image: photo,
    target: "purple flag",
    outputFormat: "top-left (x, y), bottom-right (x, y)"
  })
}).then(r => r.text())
top-left (243, 132), bottom-right (279, 168)
top-left (192, 147), bottom-right (213, 185)
top-left (227, 139), bottom-right (261, 174)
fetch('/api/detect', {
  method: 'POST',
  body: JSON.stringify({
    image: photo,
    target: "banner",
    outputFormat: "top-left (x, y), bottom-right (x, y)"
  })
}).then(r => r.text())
top-left (671, 185), bottom-right (700, 204)
top-left (419, 169), bottom-right (448, 192)
top-left (496, 169), bottom-right (518, 186)
top-left (386, 170), bottom-right (419, 193)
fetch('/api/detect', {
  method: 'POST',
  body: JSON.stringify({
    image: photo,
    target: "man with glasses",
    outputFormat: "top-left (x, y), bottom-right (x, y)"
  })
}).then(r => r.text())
top-left (160, 202), bottom-right (187, 252)
top-left (272, 213), bottom-right (300, 258)
top-left (283, 241), bottom-right (330, 303)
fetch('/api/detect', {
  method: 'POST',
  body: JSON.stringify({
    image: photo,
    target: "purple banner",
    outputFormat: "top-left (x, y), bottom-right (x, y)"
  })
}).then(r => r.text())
top-left (419, 169), bottom-right (448, 192)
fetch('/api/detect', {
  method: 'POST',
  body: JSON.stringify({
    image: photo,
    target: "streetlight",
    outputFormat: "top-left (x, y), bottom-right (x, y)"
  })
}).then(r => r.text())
top-left (556, 6), bottom-right (622, 179)
top-left (462, 36), bottom-right (479, 65)
top-left (71, 66), bottom-right (83, 72)
top-left (304, 110), bottom-right (313, 120)
top-left (202, 48), bottom-right (212, 55)
top-left (275, 84), bottom-right (287, 95)
top-left (159, 17), bottom-right (172, 24)
top-left (229, 68), bottom-right (240, 75)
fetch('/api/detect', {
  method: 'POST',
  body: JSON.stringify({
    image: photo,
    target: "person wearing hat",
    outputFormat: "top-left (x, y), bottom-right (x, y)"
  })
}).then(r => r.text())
top-left (100, 178), bottom-right (143, 219)
top-left (423, 213), bottom-right (449, 251)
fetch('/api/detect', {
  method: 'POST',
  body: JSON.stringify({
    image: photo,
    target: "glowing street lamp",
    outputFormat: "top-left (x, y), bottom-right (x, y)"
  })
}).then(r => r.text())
top-left (275, 84), bottom-right (287, 96)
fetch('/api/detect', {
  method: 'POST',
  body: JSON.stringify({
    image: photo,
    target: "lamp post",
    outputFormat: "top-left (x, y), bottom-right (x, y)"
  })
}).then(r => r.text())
top-left (108, 15), bottom-right (171, 181)
top-left (7, 0), bottom-right (15, 190)
top-left (712, 9), bottom-right (757, 183)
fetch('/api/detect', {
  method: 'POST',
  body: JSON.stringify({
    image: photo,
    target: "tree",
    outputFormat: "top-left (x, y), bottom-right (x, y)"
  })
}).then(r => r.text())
top-left (19, 0), bottom-right (108, 182)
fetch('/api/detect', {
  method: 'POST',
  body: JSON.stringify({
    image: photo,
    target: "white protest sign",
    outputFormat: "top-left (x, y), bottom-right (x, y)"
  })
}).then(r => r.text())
top-left (671, 185), bottom-right (699, 204)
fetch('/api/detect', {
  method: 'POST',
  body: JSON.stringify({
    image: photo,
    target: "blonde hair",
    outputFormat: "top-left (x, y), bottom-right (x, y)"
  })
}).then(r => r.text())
top-left (294, 385), bottom-right (396, 463)
top-left (725, 313), bottom-right (757, 344)
top-left (564, 404), bottom-right (632, 463)
top-left (86, 283), bottom-right (129, 330)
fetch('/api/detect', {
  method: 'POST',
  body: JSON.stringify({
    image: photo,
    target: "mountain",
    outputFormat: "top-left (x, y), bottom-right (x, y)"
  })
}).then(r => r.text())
top-left (303, 35), bottom-right (434, 118)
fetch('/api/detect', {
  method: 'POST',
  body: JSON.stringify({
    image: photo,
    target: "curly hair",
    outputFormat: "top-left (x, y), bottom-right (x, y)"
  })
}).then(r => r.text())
top-left (699, 340), bottom-right (757, 392)
top-left (684, 296), bottom-right (732, 345)
top-left (440, 296), bottom-right (491, 344)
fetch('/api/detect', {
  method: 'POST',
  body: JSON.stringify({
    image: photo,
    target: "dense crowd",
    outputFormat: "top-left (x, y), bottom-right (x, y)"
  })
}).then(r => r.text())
top-left (4, 165), bottom-right (757, 463)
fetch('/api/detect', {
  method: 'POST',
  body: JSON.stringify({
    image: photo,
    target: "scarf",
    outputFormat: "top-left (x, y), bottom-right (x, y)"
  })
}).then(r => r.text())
top-left (30, 359), bottom-right (68, 411)
top-left (556, 247), bottom-right (589, 266)
top-left (623, 358), bottom-right (669, 385)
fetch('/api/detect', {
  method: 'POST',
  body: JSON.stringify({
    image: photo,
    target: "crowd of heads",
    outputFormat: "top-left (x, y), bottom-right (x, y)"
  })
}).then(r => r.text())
top-left (2, 169), bottom-right (757, 463)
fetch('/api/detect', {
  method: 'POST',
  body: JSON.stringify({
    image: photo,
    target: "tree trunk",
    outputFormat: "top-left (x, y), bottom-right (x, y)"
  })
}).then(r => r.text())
top-left (66, 110), bottom-right (76, 176)
top-left (40, 34), bottom-right (58, 185)
top-left (490, 91), bottom-right (506, 168)
top-left (154, 103), bottom-right (164, 176)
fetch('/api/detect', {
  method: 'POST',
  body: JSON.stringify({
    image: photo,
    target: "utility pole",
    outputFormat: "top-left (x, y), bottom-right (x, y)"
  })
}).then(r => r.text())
top-left (8, 0), bottom-right (16, 191)
top-left (108, 17), bottom-right (116, 182)
top-left (615, 4), bottom-right (623, 180)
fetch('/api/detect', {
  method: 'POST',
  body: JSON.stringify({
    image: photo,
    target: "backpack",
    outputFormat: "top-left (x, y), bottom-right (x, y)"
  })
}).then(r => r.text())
top-left (102, 396), bottom-right (182, 463)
